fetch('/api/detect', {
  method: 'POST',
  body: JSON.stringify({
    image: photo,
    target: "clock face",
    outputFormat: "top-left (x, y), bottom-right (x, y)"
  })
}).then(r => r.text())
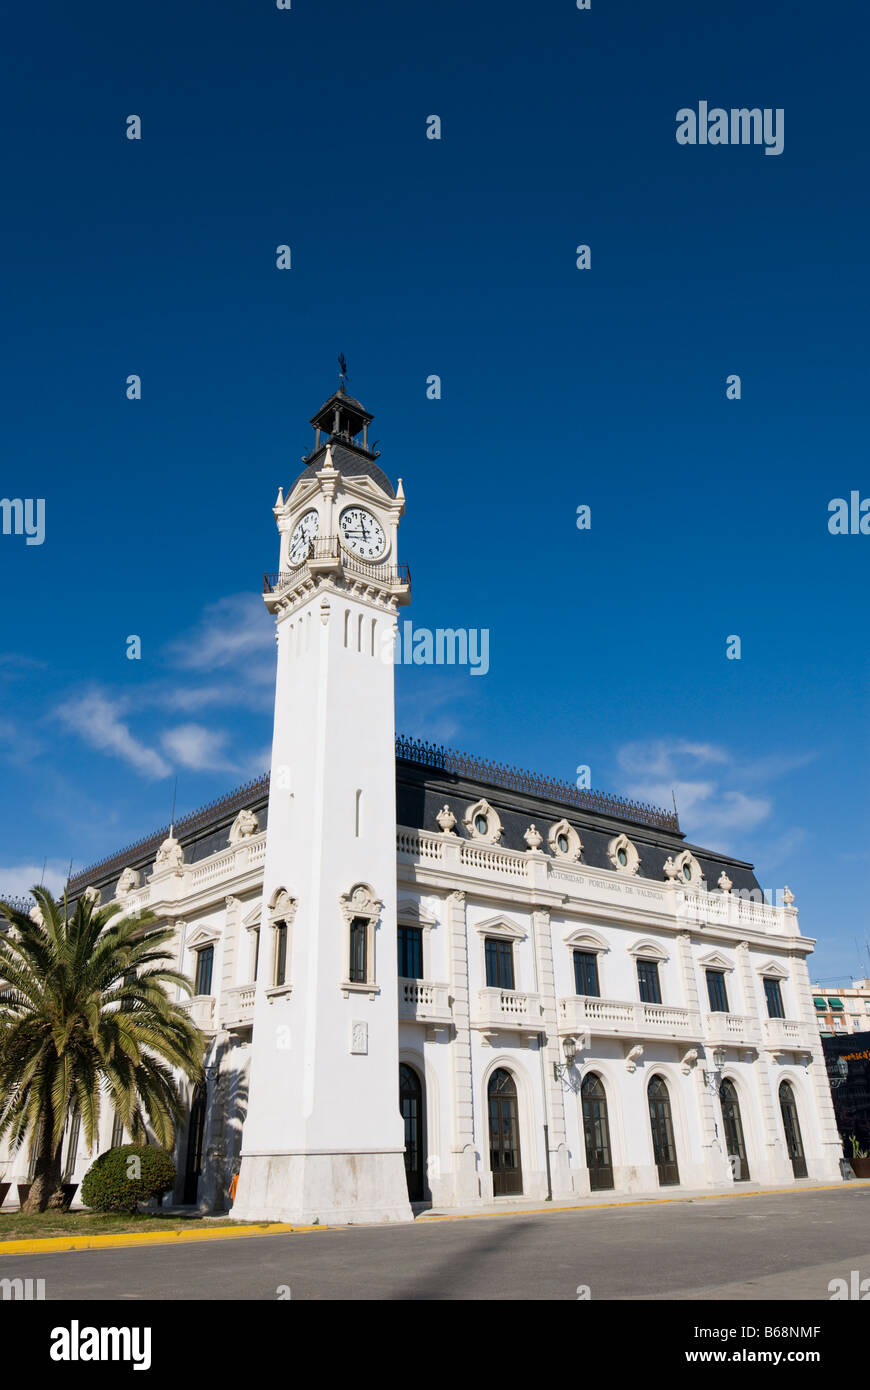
top-left (287, 509), bottom-right (319, 564)
top-left (339, 506), bottom-right (386, 560)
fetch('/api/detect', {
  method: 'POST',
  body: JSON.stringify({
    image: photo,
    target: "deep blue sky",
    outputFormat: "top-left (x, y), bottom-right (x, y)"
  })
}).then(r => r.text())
top-left (1, 0), bottom-right (867, 980)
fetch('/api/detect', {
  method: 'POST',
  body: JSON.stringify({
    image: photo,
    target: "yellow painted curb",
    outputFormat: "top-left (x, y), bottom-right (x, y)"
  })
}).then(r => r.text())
top-left (0, 1222), bottom-right (331, 1256)
top-left (417, 1180), bottom-right (870, 1225)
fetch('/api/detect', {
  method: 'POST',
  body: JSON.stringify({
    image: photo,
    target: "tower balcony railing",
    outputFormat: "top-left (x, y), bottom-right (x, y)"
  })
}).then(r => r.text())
top-left (264, 538), bottom-right (411, 594)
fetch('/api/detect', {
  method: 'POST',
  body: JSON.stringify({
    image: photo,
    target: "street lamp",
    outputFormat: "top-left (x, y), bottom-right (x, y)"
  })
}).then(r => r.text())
top-left (553, 1034), bottom-right (578, 1081)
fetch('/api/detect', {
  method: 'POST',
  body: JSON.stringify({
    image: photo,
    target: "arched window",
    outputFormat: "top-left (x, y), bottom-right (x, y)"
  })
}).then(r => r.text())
top-left (183, 1083), bottom-right (207, 1205)
top-left (399, 1064), bottom-right (425, 1202)
top-left (719, 1078), bottom-right (750, 1182)
top-left (779, 1080), bottom-right (808, 1179)
top-left (647, 1075), bottom-right (680, 1186)
top-left (488, 1068), bottom-right (523, 1196)
top-left (581, 1073), bottom-right (613, 1190)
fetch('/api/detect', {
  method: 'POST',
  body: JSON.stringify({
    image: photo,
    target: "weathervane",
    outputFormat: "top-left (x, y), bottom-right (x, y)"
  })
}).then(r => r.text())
top-left (338, 353), bottom-right (348, 391)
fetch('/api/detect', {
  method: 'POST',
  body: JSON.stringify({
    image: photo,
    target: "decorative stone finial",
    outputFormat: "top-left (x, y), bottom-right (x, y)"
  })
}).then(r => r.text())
top-left (717, 870), bottom-right (733, 893)
top-left (524, 824), bottom-right (543, 851)
top-left (436, 804), bottom-right (456, 835)
top-left (782, 885), bottom-right (795, 907)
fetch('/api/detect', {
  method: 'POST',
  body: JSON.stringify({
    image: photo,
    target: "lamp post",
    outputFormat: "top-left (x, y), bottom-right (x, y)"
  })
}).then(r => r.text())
top-left (553, 1034), bottom-right (578, 1081)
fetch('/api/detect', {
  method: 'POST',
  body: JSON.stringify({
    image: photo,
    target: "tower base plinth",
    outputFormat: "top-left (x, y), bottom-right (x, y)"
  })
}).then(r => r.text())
top-left (231, 1150), bottom-right (414, 1226)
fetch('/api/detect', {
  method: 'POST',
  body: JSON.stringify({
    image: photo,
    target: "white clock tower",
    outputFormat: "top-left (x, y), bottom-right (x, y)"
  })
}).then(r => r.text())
top-left (231, 380), bottom-right (414, 1225)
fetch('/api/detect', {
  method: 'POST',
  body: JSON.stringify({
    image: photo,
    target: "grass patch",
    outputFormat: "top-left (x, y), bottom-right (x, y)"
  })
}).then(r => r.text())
top-left (0, 1211), bottom-right (243, 1242)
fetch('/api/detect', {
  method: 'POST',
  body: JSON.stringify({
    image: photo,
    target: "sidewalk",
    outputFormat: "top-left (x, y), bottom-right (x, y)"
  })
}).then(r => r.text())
top-left (416, 1176), bottom-right (870, 1223)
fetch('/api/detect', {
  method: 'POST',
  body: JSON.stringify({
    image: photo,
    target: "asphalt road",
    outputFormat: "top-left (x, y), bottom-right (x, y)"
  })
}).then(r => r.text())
top-left (8, 1188), bottom-right (870, 1300)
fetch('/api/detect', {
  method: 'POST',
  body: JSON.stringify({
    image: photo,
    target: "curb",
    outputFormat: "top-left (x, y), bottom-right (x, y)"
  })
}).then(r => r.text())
top-left (0, 1221), bottom-right (330, 1257)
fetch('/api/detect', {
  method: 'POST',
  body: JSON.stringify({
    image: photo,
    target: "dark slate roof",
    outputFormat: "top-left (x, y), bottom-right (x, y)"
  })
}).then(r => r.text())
top-left (292, 442), bottom-right (396, 499)
top-left (395, 760), bottom-right (762, 896)
top-left (69, 747), bottom-right (760, 904)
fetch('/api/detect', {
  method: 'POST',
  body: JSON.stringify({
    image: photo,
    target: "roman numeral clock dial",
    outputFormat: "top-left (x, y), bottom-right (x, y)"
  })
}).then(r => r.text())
top-left (339, 506), bottom-right (386, 560)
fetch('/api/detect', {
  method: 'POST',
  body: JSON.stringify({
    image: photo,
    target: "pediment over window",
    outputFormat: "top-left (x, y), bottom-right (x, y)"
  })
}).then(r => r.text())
top-left (564, 928), bottom-right (610, 953)
top-left (473, 913), bottom-right (526, 941)
top-left (756, 959), bottom-right (789, 979)
top-left (397, 898), bottom-right (438, 928)
top-left (187, 925), bottom-right (220, 950)
top-left (242, 904), bottom-right (262, 929)
top-left (627, 938), bottom-right (668, 961)
top-left (697, 950), bottom-right (734, 972)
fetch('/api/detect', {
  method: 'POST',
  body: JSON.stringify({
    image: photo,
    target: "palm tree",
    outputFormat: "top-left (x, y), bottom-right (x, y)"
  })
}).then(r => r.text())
top-left (0, 886), bottom-right (205, 1213)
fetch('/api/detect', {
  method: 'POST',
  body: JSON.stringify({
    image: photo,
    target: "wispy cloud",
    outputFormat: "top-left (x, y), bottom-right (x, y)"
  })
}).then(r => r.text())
top-left (614, 736), bottom-right (811, 852)
top-left (57, 690), bottom-right (171, 780)
top-left (160, 723), bottom-right (237, 773)
top-left (164, 593), bottom-right (272, 675)
top-left (0, 861), bottom-right (69, 898)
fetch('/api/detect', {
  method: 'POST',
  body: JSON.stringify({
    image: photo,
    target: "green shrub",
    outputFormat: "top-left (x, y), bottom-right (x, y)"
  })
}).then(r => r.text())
top-left (80, 1144), bottom-right (176, 1213)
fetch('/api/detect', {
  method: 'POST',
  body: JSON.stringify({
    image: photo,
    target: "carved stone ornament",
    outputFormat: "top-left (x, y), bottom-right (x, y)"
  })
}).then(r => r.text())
top-left (464, 798), bottom-right (503, 845)
top-left (82, 885), bottom-right (101, 905)
top-left (29, 903), bottom-right (44, 926)
top-left (524, 824), bottom-right (543, 851)
top-left (625, 1043), bottom-right (644, 1072)
top-left (338, 882), bottom-right (382, 928)
top-left (548, 818), bottom-right (583, 861)
top-left (717, 870), bottom-right (733, 893)
top-left (115, 867), bottom-right (139, 898)
top-left (680, 1048), bottom-right (699, 1075)
top-left (608, 833), bottom-right (640, 876)
top-left (229, 808), bottom-right (260, 844)
top-left (782, 885), bottom-right (795, 907)
top-left (664, 850), bottom-right (702, 887)
top-left (154, 835), bottom-right (184, 870)
top-left (436, 804), bottom-right (457, 835)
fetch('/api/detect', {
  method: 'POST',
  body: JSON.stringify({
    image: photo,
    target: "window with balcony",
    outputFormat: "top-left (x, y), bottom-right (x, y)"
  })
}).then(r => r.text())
top-left (485, 937), bottom-right (515, 991)
top-left (764, 977), bottom-right (785, 1018)
top-left (398, 925), bottom-right (423, 980)
top-left (706, 969), bottom-right (729, 1014)
top-left (637, 959), bottom-right (661, 1005)
top-left (573, 950), bottom-right (600, 998)
top-left (274, 923), bottom-right (288, 987)
top-left (349, 917), bottom-right (368, 984)
top-left (194, 944), bottom-right (214, 997)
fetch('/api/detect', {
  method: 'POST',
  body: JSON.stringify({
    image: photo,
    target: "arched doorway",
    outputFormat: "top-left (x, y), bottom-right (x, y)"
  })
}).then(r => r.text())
top-left (647, 1075), bottom-right (680, 1186)
top-left (183, 1083), bottom-right (207, 1205)
top-left (581, 1073), bottom-right (614, 1191)
top-left (488, 1068), bottom-right (523, 1196)
top-left (719, 1078), bottom-right (750, 1182)
top-left (399, 1063), bottom-right (424, 1201)
top-left (779, 1080), bottom-right (808, 1179)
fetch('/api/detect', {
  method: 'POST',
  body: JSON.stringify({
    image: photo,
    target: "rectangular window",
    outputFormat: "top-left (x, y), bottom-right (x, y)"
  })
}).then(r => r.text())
top-left (706, 969), bottom-right (729, 1013)
top-left (398, 925), bottom-right (423, 980)
top-left (764, 977), bottom-right (785, 1019)
top-left (485, 938), bottom-right (515, 991)
top-left (252, 927), bottom-right (260, 983)
top-left (637, 959), bottom-right (661, 1005)
top-left (274, 924), bottom-right (288, 987)
top-left (111, 1110), bottom-right (125, 1149)
top-left (349, 918), bottom-right (367, 983)
top-left (573, 950), bottom-right (600, 997)
top-left (194, 945), bottom-right (214, 997)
